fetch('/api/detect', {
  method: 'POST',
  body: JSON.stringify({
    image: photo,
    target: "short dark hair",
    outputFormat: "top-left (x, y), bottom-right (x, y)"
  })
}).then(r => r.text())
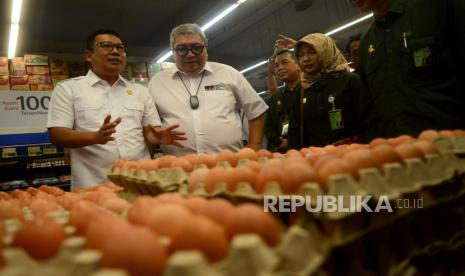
top-left (346, 34), bottom-right (361, 57)
top-left (86, 29), bottom-right (122, 51)
top-left (273, 48), bottom-right (298, 63)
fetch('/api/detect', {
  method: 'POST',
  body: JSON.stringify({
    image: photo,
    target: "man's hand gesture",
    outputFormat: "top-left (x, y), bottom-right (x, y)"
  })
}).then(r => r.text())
top-left (95, 115), bottom-right (122, 144)
top-left (146, 124), bottom-right (186, 148)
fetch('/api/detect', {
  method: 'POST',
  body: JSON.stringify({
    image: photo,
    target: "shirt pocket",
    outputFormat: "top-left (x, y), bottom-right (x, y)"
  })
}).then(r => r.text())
top-left (204, 90), bottom-right (236, 117)
top-left (75, 100), bottom-right (105, 130)
top-left (400, 35), bottom-right (440, 81)
top-left (122, 102), bottom-right (144, 126)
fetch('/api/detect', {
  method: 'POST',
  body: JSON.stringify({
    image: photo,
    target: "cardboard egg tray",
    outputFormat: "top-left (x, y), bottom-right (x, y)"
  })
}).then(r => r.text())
top-left (0, 207), bottom-right (328, 276)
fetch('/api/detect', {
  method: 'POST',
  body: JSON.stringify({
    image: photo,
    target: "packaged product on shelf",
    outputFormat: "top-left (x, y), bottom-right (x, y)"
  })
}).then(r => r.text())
top-left (132, 62), bottom-right (148, 78)
top-left (0, 57), bottom-right (9, 75)
top-left (10, 75), bottom-right (30, 90)
top-left (50, 58), bottom-right (69, 75)
top-left (52, 75), bottom-right (69, 87)
top-left (9, 57), bottom-right (26, 76)
top-left (30, 83), bottom-right (54, 91)
top-left (0, 76), bottom-right (10, 90)
top-left (24, 54), bottom-right (49, 66)
top-left (68, 62), bottom-right (86, 77)
top-left (29, 74), bottom-right (52, 85)
top-left (27, 65), bottom-right (51, 75)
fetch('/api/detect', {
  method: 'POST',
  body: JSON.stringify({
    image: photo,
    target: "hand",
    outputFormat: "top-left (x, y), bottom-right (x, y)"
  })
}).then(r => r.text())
top-left (94, 115), bottom-right (121, 144)
top-left (274, 34), bottom-right (297, 50)
top-left (267, 56), bottom-right (275, 73)
top-left (148, 124), bottom-right (187, 148)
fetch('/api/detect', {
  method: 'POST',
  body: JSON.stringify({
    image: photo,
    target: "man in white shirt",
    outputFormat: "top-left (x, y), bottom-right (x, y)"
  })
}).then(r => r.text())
top-left (47, 29), bottom-right (186, 188)
top-left (148, 23), bottom-right (268, 156)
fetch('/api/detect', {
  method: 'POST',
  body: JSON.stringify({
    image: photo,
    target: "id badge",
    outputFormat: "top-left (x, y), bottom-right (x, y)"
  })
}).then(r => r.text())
top-left (329, 109), bottom-right (344, 130)
top-left (413, 46), bottom-right (433, 67)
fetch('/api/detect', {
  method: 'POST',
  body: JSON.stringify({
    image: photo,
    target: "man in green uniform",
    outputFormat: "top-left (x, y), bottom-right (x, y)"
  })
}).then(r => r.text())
top-left (264, 49), bottom-right (301, 152)
top-left (350, 0), bottom-right (465, 140)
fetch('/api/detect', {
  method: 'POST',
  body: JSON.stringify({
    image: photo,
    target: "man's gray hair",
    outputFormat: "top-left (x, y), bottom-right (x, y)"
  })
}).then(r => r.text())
top-left (170, 23), bottom-right (208, 49)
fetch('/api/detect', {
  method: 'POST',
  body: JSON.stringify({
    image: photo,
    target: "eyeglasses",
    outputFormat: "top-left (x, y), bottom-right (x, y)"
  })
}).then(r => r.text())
top-left (92, 41), bottom-right (127, 53)
top-left (173, 45), bottom-right (206, 56)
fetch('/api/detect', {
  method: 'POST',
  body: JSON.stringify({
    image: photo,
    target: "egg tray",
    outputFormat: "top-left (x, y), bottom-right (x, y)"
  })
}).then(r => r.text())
top-left (107, 167), bottom-right (189, 196)
top-left (0, 207), bottom-right (327, 276)
top-left (305, 185), bottom-right (465, 276)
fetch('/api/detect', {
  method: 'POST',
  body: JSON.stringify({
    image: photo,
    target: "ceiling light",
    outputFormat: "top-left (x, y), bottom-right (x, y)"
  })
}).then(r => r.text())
top-left (8, 0), bottom-right (23, 58)
top-left (155, 1), bottom-right (247, 63)
top-left (240, 13), bottom-right (373, 75)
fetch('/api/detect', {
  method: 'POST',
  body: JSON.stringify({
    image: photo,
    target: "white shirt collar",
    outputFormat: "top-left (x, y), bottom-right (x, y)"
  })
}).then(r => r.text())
top-left (86, 69), bottom-right (128, 87)
top-left (169, 62), bottom-right (213, 79)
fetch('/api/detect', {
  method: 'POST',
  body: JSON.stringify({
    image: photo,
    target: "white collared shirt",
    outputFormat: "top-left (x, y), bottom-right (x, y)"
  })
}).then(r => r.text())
top-left (47, 70), bottom-right (161, 188)
top-left (148, 61), bottom-right (268, 156)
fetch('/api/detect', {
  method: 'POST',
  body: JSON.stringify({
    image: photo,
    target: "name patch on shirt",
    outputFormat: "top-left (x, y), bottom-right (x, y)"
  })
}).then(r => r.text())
top-left (205, 83), bottom-right (226, 91)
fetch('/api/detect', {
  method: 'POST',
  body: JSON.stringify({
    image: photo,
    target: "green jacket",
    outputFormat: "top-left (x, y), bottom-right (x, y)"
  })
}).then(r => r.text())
top-left (264, 84), bottom-right (300, 151)
top-left (359, 0), bottom-right (465, 140)
top-left (288, 72), bottom-right (366, 148)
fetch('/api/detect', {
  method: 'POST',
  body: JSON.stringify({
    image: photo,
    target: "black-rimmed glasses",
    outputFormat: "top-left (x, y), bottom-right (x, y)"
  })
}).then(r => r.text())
top-left (92, 41), bottom-right (127, 53)
top-left (173, 45), bottom-right (205, 56)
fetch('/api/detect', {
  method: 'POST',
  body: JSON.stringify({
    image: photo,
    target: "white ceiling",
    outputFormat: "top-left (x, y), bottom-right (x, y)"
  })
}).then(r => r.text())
top-left (0, 0), bottom-right (372, 91)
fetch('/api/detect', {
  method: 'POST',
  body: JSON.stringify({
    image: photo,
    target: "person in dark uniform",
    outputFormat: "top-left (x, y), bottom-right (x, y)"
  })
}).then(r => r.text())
top-left (287, 33), bottom-right (367, 149)
top-left (350, 0), bottom-right (465, 140)
top-left (346, 34), bottom-right (362, 73)
top-left (264, 49), bottom-right (301, 152)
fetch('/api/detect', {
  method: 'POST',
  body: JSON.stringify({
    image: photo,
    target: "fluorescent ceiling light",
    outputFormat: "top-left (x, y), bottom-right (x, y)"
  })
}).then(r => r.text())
top-left (8, 0), bottom-right (23, 58)
top-left (240, 13), bottom-right (374, 75)
top-left (155, 0), bottom-right (247, 63)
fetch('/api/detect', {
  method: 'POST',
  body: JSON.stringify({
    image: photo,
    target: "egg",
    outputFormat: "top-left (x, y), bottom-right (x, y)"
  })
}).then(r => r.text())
top-left (281, 163), bottom-right (317, 194)
top-left (237, 147), bottom-right (258, 161)
top-left (188, 168), bottom-right (210, 192)
top-left (201, 199), bottom-right (235, 225)
top-left (395, 143), bottom-right (424, 160)
top-left (387, 134), bottom-right (415, 146)
top-left (243, 160), bottom-right (262, 174)
top-left (285, 149), bottom-right (302, 158)
top-left (272, 152), bottom-right (284, 158)
top-left (184, 154), bottom-right (200, 167)
top-left (111, 159), bottom-right (127, 169)
top-left (197, 154), bottom-right (217, 168)
top-left (216, 149), bottom-right (239, 166)
top-left (438, 129), bottom-right (455, 137)
top-left (0, 201), bottom-right (24, 220)
top-left (316, 158), bottom-right (352, 189)
top-left (0, 192), bottom-right (10, 200)
top-left (256, 149), bottom-right (273, 158)
top-left (12, 217), bottom-right (67, 260)
top-left (155, 193), bottom-right (186, 205)
top-left (29, 198), bottom-right (61, 217)
top-left (101, 198), bottom-right (131, 214)
top-left (169, 215), bottom-right (229, 262)
top-left (342, 148), bottom-right (380, 179)
top-left (369, 137), bottom-right (389, 147)
top-left (224, 203), bottom-right (282, 247)
top-left (413, 140), bottom-right (438, 155)
top-left (85, 213), bottom-right (127, 250)
top-left (39, 185), bottom-right (65, 196)
top-left (418, 129), bottom-right (440, 141)
top-left (254, 160), bottom-right (285, 193)
top-left (145, 204), bottom-right (192, 236)
top-left (157, 155), bottom-right (177, 168)
top-left (68, 201), bottom-right (107, 235)
top-left (370, 143), bottom-right (403, 166)
top-left (56, 193), bottom-right (82, 210)
top-left (136, 159), bottom-right (159, 171)
top-left (128, 196), bottom-right (160, 225)
top-left (183, 197), bottom-right (209, 214)
top-left (170, 157), bottom-right (194, 172)
top-left (299, 147), bottom-right (313, 156)
top-left (204, 167), bottom-right (236, 193)
top-left (234, 166), bottom-right (257, 189)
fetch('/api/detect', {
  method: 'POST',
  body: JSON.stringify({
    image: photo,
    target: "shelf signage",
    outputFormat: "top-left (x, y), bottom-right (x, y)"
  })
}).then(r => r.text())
top-left (0, 91), bottom-right (51, 134)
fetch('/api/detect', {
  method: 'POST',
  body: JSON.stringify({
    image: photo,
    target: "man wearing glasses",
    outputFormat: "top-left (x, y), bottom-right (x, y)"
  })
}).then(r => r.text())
top-left (47, 29), bottom-right (186, 188)
top-left (148, 23), bottom-right (268, 156)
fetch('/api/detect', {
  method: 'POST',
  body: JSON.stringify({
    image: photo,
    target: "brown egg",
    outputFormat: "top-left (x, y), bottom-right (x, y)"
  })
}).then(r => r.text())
top-left (272, 152), bottom-right (284, 158)
top-left (311, 154), bottom-right (337, 170)
top-left (224, 203), bottom-right (282, 247)
top-left (317, 158), bottom-right (352, 189)
top-left (111, 159), bottom-right (127, 169)
top-left (184, 154), bottom-right (200, 166)
top-left (204, 167), bottom-right (236, 193)
top-left (39, 185), bottom-right (65, 196)
top-left (10, 189), bottom-right (32, 206)
top-left (197, 154), bottom-right (217, 168)
top-left (128, 196), bottom-right (160, 225)
top-left (418, 129), bottom-right (440, 141)
top-left (309, 146), bottom-right (327, 155)
top-left (170, 157), bottom-right (194, 172)
top-left (256, 149), bottom-right (273, 158)
top-left (0, 192), bottom-right (10, 200)
top-left (12, 217), bottom-right (67, 260)
top-left (370, 143), bottom-right (403, 166)
top-left (201, 199), bottom-right (235, 225)
top-left (101, 225), bottom-right (168, 276)
top-left (281, 163), bottom-right (317, 194)
top-left (68, 201), bottom-right (107, 235)
top-left (285, 149), bottom-right (302, 158)
top-left (413, 140), bottom-right (438, 155)
top-left (254, 160), bottom-right (284, 193)
top-left (395, 143), bottom-right (424, 160)
top-left (216, 149), bottom-right (239, 166)
top-left (85, 213), bottom-right (127, 250)
top-left (25, 187), bottom-right (41, 196)
top-left (342, 148), bottom-right (380, 179)
top-left (242, 160), bottom-right (262, 174)
top-left (369, 137), bottom-right (389, 147)
top-left (136, 159), bottom-right (159, 171)
top-left (237, 147), bottom-right (258, 161)
top-left (122, 160), bottom-right (138, 169)
top-left (157, 155), bottom-right (177, 168)
top-left (234, 166), bottom-right (257, 189)
top-left (439, 129), bottom-right (455, 137)
top-left (145, 204), bottom-right (192, 236)
top-left (452, 129), bottom-right (465, 137)
top-left (188, 168), bottom-right (210, 192)
top-left (29, 198), bottom-right (61, 217)
top-left (299, 147), bottom-right (313, 156)
top-left (56, 193), bottom-right (82, 210)
top-left (0, 201), bottom-right (24, 220)
top-left (155, 193), bottom-right (186, 205)
top-left (183, 197), bottom-right (209, 214)
top-left (102, 198), bottom-right (131, 214)
top-left (169, 215), bottom-right (229, 262)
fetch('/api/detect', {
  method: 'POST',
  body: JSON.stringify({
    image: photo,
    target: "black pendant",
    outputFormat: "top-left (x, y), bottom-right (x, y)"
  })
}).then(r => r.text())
top-left (190, 95), bottom-right (199, 109)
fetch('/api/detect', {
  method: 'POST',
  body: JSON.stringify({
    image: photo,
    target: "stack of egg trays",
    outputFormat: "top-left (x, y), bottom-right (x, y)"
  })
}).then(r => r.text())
top-left (0, 207), bottom-right (328, 276)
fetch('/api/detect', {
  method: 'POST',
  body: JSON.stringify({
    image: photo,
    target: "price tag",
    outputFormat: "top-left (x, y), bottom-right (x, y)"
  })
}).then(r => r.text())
top-left (43, 146), bottom-right (58, 155)
top-left (28, 146), bottom-right (43, 157)
top-left (2, 147), bottom-right (17, 158)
